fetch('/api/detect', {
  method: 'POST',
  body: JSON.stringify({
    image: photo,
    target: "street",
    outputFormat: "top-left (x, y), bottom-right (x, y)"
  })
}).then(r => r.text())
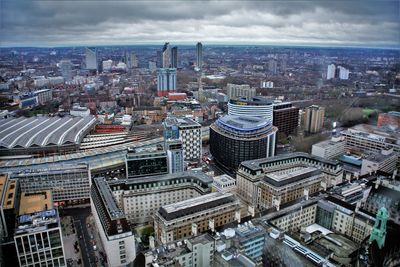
top-left (60, 207), bottom-right (96, 267)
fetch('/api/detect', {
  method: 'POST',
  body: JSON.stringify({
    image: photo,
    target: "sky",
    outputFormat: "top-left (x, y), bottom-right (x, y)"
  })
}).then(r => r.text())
top-left (0, 0), bottom-right (399, 47)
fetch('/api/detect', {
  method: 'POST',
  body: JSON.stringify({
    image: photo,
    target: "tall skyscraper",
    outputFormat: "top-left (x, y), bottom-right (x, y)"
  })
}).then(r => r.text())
top-left (162, 42), bottom-right (171, 68)
top-left (85, 47), bottom-right (98, 71)
top-left (59, 60), bottom-right (73, 81)
top-left (196, 42), bottom-right (203, 71)
top-left (304, 105), bottom-right (325, 133)
top-left (327, 64), bottom-right (336, 79)
top-left (157, 68), bottom-right (177, 96)
top-left (171, 46), bottom-right (178, 68)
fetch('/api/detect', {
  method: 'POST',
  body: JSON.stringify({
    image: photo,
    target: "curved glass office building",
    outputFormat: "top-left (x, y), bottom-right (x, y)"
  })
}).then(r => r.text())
top-left (210, 115), bottom-right (277, 170)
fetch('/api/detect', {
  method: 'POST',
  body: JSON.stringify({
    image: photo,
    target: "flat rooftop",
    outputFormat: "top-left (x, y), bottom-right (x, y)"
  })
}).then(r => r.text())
top-left (345, 124), bottom-right (400, 141)
top-left (0, 115), bottom-right (96, 149)
top-left (218, 115), bottom-right (270, 130)
top-left (263, 167), bottom-right (322, 187)
top-left (19, 191), bottom-right (53, 216)
top-left (93, 177), bottom-right (125, 220)
top-left (158, 192), bottom-right (237, 221)
top-left (229, 96), bottom-right (274, 106)
top-left (241, 152), bottom-right (340, 172)
top-left (164, 116), bottom-right (201, 128)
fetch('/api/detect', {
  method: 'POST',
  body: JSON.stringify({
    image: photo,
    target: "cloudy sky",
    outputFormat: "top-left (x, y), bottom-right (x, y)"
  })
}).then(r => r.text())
top-left (1, 0), bottom-right (399, 47)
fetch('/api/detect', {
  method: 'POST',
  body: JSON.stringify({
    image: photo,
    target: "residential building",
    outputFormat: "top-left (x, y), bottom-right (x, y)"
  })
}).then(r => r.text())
top-left (108, 171), bottom-right (212, 224)
top-left (14, 191), bottom-right (66, 267)
top-left (326, 64), bottom-right (336, 80)
top-left (91, 178), bottom-right (136, 267)
top-left (237, 153), bottom-right (343, 208)
top-left (157, 68), bottom-right (177, 97)
top-left (312, 135), bottom-right (346, 159)
top-left (228, 96), bottom-right (274, 122)
top-left (154, 192), bottom-right (241, 244)
top-left (162, 42), bottom-right (172, 68)
top-left (272, 102), bottom-right (299, 138)
top-left (163, 117), bottom-right (202, 162)
top-left (210, 115), bottom-right (277, 170)
top-left (337, 66), bottom-right (350, 80)
top-left (226, 83), bottom-right (256, 100)
top-left (303, 105), bottom-right (325, 133)
top-left (9, 164), bottom-right (91, 206)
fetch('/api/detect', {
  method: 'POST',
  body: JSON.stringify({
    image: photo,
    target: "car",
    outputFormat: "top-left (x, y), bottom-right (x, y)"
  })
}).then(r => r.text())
top-left (93, 245), bottom-right (97, 251)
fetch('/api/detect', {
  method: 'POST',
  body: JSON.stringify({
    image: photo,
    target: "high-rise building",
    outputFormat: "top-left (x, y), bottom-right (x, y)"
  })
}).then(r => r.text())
top-left (165, 139), bottom-right (184, 173)
top-left (210, 115), bottom-right (277, 170)
top-left (267, 59), bottom-right (278, 75)
top-left (227, 83), bottom-right (256, 100)
top-left (162, 42), bottom-right (171, 68)
top-left (171, 46), bottom-right (178, 68)
top-left (326, 64), bottom-right (336, 79)
top-left (303, 105), bottom-right (325, 133)
top-left (125, 51), bottom-right (139, 69)
top-left (163, 117), bottom-right (202, 162)
top-left (14, 191), bottom-right (66, 267)
top-left (85, 47), bottom-right (98, 71)
top-left (59, 60), bottom-right (73, 81)
top-left (272, 102), bottom-right (299, 138)
top-left (196, 42), bottom-right (203, 71)
top-left (102, 59), bottom-right (113, 71)
top-left (0, 174), bottom-right (18, 240)
top-left (228, 96), bottom-right (274, 122)
top-left (337, 66), bottom-right (349, 80)
top-left (91, 178), bottom-right (136, 266)
top-left (157, 68), bottom-right (177, 97)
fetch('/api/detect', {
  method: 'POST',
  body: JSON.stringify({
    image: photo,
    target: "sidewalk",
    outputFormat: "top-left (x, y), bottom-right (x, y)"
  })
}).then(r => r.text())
top-left (61, 216), bottom-right (83, 267)
top-left (86, 215), bottom-right (108, 267)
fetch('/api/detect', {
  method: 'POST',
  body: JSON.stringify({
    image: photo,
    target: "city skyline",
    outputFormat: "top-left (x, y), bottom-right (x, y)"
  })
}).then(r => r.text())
top-left (1, 0), bottom-right (399, 47)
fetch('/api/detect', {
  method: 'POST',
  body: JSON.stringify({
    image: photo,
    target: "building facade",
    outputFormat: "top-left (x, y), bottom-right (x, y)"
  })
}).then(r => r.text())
top-left (273, 102), bottom-right (299, 138)
top-left (196, 42), bottom-right (203, 71)
top-left (163, 117), bottom-right (202, 162)
top-left (304, 105), bottom-right (325, 133)
top-left (14, 191), bottom-right (66, 267)
top-left (109, 171), bottom-right (212, 224)
top-left (91, 178), bottom-right (136, 267)
top-left (125, 145), bottom-right (169, 178)
top-left (85, 47), bottom-right (98, 71)
top-left (10, 164), bottom-right (91, 206)
top-left (226, 83), bottom-right (256, 100)
top-left (154, 192), bottom-right (241, 244)
top-left (377, 111), bottom-right (400, 130)
top-left (157, 68), bottom-right (177, 97)
top-left (228, 97), bottom-right (274, 122)
top-left (311, 136), bottom-right (346, 159)
top-left (257, 167), bottom-right (323, 210)
top-left (210, 115), bottom-right (277, 170)
top-left (237, 153), bottom-right (343, 209)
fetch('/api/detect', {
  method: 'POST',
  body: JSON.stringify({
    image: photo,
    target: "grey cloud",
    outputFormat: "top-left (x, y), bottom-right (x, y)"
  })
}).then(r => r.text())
top-left (0, 0), bottom-right (399, 46)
